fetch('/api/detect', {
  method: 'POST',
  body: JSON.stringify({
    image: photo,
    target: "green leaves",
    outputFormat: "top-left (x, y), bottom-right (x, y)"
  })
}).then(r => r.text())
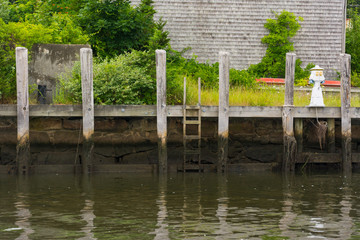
top-left (250, 10), bottom-right (309, 81)
top-left (346, 11), bottom-right (360, 75)
top-left (55, 51), bottom-right (156, 105)
top-left (78, 0), bottom-right (156, 58)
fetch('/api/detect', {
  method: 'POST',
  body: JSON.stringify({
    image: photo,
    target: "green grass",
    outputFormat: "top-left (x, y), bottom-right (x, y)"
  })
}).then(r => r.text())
top-left (184, 79), bottom-right (360, 107)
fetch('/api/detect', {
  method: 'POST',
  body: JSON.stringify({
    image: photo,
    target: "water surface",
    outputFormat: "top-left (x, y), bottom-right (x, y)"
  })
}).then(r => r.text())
top-left (1, 172), bottom-right (360, 239)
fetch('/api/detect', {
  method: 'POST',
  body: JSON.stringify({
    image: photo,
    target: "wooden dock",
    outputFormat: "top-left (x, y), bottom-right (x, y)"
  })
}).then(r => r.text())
top-left (0, 49), bottom-right (357, 174)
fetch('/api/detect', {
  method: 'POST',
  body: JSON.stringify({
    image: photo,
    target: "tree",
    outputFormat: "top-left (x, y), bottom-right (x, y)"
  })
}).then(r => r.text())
top-left (78, 0), bottom-right (156, 58)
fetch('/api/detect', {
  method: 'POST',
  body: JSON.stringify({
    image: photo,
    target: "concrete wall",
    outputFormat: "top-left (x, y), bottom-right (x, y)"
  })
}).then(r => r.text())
top-left (29, 44), bottom-right (90, 104)
top-left (132, 0), bottom-right (345, 78)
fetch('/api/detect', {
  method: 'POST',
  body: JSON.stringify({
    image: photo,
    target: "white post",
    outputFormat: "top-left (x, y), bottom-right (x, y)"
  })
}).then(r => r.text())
top-left (218, 52), bottom-right (230, 173)
top-left (156, 50), bottom-right (167, 174)
top-left (81, 48), bottom-right (94, 174)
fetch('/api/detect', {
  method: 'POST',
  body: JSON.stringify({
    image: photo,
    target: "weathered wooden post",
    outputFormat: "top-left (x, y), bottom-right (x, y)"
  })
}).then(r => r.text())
top-left (80, 48), bottom-right (94, 174)
top-left (16, 47), bottom-right (30, 175)
top-left (327, 118), bottom-right (336, 153)
top-left (340, 53), bottom-right (352, 174)
top-left (294, 119), bottom-right (303, 153)
top-left (218, 52), bottom-right (230, 173)
top-left (282, 53), bottom-right (297, 172)
top-left (156, 50), bottom-right (167, 174)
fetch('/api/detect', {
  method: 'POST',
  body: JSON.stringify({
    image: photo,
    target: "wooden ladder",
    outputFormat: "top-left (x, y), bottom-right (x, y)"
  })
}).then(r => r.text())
top-left (182, 77), bottom-right (202, 172)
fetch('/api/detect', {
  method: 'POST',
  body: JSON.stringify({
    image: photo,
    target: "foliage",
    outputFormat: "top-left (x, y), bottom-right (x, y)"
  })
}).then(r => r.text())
top-left (0, 16), bottom-right (88, 102)
top-left (54, 51), bottom-right (155, 105)
top-left (351, 71), bottom-right (360, 87)
top-left (0, 19), bottom-right (54, 102)
top-left (346, 11), bottom-right (360, 74)
top-left (0, 0), bottom-right (89, 102)
top-left (248, 10), bottom-right (311, 81)
top-left (77, 0), bottom-right (156, 58)
top-left (348, 0), bottom-right (360, 17)
top-left (0, 0), bottom-right (10, 22)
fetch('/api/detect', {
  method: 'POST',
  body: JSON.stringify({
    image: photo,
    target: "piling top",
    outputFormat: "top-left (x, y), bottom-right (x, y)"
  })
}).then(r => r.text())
top-left (80, 48), bottom-right (92, 54)
top-left (156, 49), bottom-right (166, 54)
top-left (16, 47), bottom-right (27, 51)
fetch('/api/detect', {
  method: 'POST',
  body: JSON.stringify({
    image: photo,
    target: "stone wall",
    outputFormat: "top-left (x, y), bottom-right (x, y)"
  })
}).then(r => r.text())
top-left (0, 117), bottom-right (353, 169)
top-left (132, 0), bottom-right (345, 78)
top-left (29, 44), bottom-right (90, 104)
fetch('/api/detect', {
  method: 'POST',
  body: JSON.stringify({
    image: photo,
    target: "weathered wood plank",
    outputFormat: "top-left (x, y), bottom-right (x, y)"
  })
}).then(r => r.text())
top-left (81, 48), bottom-right (94, 174)
top-left (16, 47), bottom-right (30, 175)
top-left (156, 50), bottom-right (167, 174)
top-left (0, 104), bottom-right (356, 119)
top-left (340, 53), bottom-right (352, 174)
top-left (218, 52), bottom-right (230, 173)
top-left (282, 53), bottom-right (297, 172)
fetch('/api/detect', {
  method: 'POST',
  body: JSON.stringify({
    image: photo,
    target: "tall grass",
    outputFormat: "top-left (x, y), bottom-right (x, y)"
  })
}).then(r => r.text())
top-left (184, 78), bottom-right (360, 107)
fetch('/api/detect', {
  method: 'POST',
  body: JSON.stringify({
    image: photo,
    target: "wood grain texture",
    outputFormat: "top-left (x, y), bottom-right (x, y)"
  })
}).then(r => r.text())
top-left (218, 52), bottom-right (230, 172)
top-left (340, 53), bottom-right (352, 174)
top-left (80, 48), bottom-right (94, 173)
top-left (16, 47), bottom-right (30, 175)
top-left (156, 50), bottom-right (167, 173)
top-left (283, 53), bottom-right (297, 172)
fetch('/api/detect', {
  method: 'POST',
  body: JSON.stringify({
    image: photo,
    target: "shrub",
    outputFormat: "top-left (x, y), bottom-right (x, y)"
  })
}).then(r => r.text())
top-left (0, 19), bottom-right (54, 102)
top-left (351, 71), bottom-right (360, 87)
top-left (346, 10), bottom-right (360, 74)
top-left (77, 0), bottom-right (156, 58)
top-left (55, 51), bottom-right (155, 105)
top-left (248, 10), bottom-right (311, 81)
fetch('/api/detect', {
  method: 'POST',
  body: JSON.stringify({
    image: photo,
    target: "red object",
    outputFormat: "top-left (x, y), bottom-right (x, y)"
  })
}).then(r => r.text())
top-left (256, 78), bottom-right (341, 87)
top-left (256, 78), bottom-right (284, 85)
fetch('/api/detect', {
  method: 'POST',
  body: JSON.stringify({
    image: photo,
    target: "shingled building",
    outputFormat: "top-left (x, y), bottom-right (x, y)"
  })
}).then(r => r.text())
top-left (132, 0), bottom-right (346, 78)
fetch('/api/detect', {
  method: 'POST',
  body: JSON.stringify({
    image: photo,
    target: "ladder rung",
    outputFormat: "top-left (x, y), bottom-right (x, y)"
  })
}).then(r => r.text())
top-left (184, 135), bottom-right (201, 140)
top-left (184, 120), bottom-right (200, 124)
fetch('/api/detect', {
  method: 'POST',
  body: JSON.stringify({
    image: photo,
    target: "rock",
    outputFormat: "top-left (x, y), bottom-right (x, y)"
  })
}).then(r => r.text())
top-left (244, 145), bottom-right (282, 163)
top-left (30, 117), bottom-right (62, 130)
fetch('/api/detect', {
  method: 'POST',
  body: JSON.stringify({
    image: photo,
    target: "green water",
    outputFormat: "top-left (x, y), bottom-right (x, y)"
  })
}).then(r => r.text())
top-left (1, 172), bottom-right (360, 239)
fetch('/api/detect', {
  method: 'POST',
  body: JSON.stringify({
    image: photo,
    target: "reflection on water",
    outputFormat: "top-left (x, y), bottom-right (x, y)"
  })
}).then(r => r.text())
top-left (153, 176), bottom-right (169, 240)
top-left (78, 199), bottom-right (96, 240)
top-left (1, 172), bottom-right (360, 239)
top-left (78, 175), bottom-right (96, 240)
top-left (14, 193), bottom-right (34, 240)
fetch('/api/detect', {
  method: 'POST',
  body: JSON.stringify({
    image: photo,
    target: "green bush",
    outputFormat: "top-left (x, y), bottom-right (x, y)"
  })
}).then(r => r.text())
top-left (77, 0), bottom-right (156, 58)
top-left (0, 19), bottom-right (54, 102)
top-left (0, 0), bottom-right (10, 22)
top-left (248, 10), bottom-right (311, 81)
top-left (55, 51), bottom-right (155, 105)
top-left (346, 11), bottom-right (360, 74)
top-left (351, 71), bottom-right (360, 87)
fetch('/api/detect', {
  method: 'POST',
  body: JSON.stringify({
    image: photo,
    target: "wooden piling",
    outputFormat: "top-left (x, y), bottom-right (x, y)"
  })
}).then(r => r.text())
top-left (327, 118), bottom-right (336, 153)
top-left (80, 48), bottom-right (94, 174)
top-left (218, 52), bottom-right (230, 173)
top-left (294, 119), bottom-right (303, 153)
top-left (16, 47), bottom-right (30, 175)
top-left (156, 50), bottom-right (167, 174)
top-left (340, 53), bottom-right (352, 174)
top-left (282, 53), bottom-right (297, 172)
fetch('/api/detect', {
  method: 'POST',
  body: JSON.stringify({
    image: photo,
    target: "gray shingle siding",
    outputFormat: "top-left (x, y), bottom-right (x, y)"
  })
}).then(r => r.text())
top-left (132, 0), bottom-right (345, 78)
